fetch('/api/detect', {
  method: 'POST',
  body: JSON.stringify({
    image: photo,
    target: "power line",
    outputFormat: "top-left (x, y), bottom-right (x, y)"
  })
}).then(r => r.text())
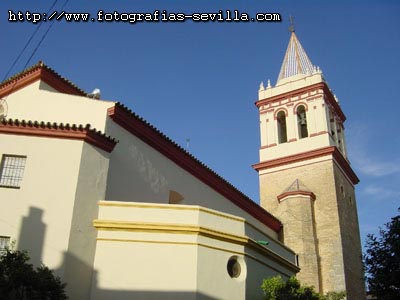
top-left (2, 0), bottom-right (59, 82)
top-left (1, 0), bottom-right (70, 106)
top-left (22, 0), bottom-right (70, 71)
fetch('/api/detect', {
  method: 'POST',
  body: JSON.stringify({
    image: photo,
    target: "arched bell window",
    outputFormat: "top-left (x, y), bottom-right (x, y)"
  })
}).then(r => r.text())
top-left (296, 105), bottom-right (308, 139)
top-left (329, 109), bottom-right (336, 140)
top-left (277, 111), bottom-right (287, 144)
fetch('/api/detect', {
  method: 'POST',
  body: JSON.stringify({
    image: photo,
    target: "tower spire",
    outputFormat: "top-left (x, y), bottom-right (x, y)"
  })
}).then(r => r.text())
top-left (277, 29), bottom-right (315, 84)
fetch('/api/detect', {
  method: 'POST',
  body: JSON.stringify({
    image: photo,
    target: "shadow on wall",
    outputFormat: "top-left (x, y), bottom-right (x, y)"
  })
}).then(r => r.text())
top-left (104, 117), bottom-right (171, 203)
top-left (18, 206), bottom-right (46, 267)
top-left (16, 206), bottom-right (219, 300)
top-left (92, 289), bottom-right (220, 300)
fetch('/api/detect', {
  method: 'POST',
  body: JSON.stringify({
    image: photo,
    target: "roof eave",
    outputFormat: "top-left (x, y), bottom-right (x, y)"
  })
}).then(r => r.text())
top-left (0, 62), bottom-right (87, 98)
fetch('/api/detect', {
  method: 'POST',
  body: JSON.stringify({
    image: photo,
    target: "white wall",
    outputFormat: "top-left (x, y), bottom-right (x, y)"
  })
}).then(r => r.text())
top-left (105, 120), bottom-right (280, 240)
top-left (5, 80), bottom-right (113, 131)
top-left (63, 143), bottom-right (110, 300)
top-left (0, 134), bottom-right (83, 272)
top-left (0, 132), bottom-right (111, 300)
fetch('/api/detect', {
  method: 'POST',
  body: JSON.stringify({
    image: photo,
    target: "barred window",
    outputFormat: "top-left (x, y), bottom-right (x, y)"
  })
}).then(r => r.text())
top-left (0, 155), bottom-right (27, 188)
top-left (0, 236), bottom-right (10, 253)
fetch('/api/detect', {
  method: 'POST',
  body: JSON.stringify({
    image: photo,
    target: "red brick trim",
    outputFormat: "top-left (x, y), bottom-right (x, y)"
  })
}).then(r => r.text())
top-left (260, 108), bottom-right (274, 115)
top-left (253, 146), bottom-right (359, 185)
top-left (309, 131), bottom-right (328, 137)
top-left (274, 107), bottom-right (288, 119)
top-left (0, 62), bottom-right (87, 98)
top-left (108, 103), bottom-right (282, 233)
top-left (293, 102), bottom-right (308, 113)
top-left (256, 82), bottom-right (346, 122)
top-left (278, 191), bottom-right (316, 202)
top-left (0, 119), bottom-right (117, 153)
top-left (306, 95), bottom-right (323, 102)
top-left (260, 143), bottom-right (277, 149)
top-left (330, 148), bottom-right (359, 184)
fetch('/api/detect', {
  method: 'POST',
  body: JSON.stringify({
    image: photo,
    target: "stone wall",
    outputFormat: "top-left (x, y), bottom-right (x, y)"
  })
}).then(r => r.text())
top-left (333, 164), bottom-right (366, 300)
top-left (259, 157), bottom-right (364, 298)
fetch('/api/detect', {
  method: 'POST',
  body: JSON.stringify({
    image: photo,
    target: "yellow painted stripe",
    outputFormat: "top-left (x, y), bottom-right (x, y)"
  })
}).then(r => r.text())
top-left (96, 237), bottom-right (295, 276)
top-left (97, 201), bottom-right (292, 253)
top-left (93, 220), bottom-right (299, 272)
top-left (98, 201), bottom-right (245, 222)
top-left (93, 220), bottom-right (248, 244)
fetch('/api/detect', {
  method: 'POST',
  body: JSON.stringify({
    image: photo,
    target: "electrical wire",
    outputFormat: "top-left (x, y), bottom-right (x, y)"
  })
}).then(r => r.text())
top-left (0, 0), bottom-right (70, 108)
top-left (2, 0), bottom-right (59, 82)
top-left (22, 0), bottom-right (70, 71)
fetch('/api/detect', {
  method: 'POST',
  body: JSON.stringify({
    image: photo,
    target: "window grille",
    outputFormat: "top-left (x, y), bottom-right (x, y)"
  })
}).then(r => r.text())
top-left (0, 236), bottom-right (10, 253)
top-left (0, 155), bottom-right (27, 188)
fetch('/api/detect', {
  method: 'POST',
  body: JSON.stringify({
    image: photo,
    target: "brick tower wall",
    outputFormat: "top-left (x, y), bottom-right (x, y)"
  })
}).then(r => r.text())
top-left (259, 158), bottom-right (364, 298)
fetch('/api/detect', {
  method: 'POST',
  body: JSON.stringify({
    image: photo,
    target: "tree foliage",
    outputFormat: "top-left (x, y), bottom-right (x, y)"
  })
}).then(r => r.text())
top-left (364, 208), bottom-right (400, 300)
top-left (0, 249), bottom-right (67, 300)
top-left (261, 276), bottom-right (345, 300)
top-left (322, 291), bottom-right (346, 300)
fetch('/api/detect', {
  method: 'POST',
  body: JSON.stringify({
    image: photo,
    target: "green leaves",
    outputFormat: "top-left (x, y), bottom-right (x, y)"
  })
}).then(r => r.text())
top-left (261, 275), bottom-right (285, 300)
top-left (0, 249), bottom-right (67, 300)
top-left (261, 276), bottom-right (320, 300)
top-left (261, 276), bottom-right (345, 300)
top-left (364, 208), bottom-right (400, 300)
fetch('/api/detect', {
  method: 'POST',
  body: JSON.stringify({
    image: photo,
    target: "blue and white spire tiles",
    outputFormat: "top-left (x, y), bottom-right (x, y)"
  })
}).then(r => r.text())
top-left (277, 32), bottom-right (315, 84)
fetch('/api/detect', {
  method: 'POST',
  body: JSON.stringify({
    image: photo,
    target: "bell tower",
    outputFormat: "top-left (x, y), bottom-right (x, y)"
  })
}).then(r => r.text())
top-left (254, 29), bottom-right (365, 299)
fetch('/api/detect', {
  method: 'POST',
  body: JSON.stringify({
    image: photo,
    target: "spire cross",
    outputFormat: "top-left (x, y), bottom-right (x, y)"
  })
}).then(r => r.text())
top-left (289, 15), bottom-right (295, 32)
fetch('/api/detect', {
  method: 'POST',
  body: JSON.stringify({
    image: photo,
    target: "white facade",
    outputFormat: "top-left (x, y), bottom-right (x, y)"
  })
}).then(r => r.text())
top-left (258, 72), bottom-right (347, 162)
top-left (0, 63), bottom-right (298, 300)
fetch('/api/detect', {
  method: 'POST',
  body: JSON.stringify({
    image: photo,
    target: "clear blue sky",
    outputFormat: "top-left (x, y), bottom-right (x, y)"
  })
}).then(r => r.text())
top-left (1, 0), bottom-right (399, 251)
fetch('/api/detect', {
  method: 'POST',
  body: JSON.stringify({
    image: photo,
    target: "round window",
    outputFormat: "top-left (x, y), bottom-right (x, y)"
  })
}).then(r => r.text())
top-left (227, 256), bottom-right (241, 278)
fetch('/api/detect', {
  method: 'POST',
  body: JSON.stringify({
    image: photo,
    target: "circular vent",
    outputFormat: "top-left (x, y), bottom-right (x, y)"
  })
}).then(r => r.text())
top-left (227, 256), bottom-right (241, 278)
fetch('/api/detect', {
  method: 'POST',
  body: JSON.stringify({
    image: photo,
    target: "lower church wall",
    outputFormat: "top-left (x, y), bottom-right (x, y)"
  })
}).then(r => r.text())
top-left (91, 201), bottom-right (299, 300)
top-left (0, 135), bottom-right (85, 272)
top-left (0, 133), bottom-right (112, 300)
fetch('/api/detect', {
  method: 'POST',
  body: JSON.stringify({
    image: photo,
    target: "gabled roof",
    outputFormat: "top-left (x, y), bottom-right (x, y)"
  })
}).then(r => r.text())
top-left (277, 32), bottom-right (315, 84)
top-left (0, 61), bottom-right (87, 98)
top-left (0, 118), bottom-right (117, 153)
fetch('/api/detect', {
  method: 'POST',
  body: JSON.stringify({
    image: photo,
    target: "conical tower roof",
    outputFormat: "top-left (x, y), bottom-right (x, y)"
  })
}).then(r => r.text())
top-left (277, 32), bottom-right (315, 84)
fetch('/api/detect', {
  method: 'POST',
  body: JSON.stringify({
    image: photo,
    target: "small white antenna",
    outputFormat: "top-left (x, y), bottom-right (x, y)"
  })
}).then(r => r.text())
top-left (0, 99), bottom-right (8, 120)
top-left (88, 88), bottom-right (101, 99)
top-left (185, 138), bottom-right (190, 150)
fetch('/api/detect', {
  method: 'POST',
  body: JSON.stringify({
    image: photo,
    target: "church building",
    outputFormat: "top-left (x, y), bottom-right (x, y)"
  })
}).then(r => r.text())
top-left (0, 63), bottom-right (298, 299)
top-left (0, 29), bottom-right (364, 300)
